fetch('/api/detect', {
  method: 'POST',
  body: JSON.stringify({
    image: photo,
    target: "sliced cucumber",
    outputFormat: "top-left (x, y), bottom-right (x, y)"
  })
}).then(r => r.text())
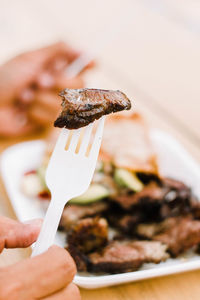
top-left (95, 161), bottom-right (104, 172)
top-left (37, 166), bottom-right (48, 189)
top-left (70, 183), bottom-right (109, 205)
top-left (114, 168), bottom-right (144, 192)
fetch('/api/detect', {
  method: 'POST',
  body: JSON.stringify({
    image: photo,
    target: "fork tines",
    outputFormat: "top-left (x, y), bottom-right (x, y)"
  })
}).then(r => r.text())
top-left (56, 117), bottom-right (105, 157)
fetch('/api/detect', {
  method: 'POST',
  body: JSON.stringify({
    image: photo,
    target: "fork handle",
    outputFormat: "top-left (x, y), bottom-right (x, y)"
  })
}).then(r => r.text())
top-left (31, 198), bottom-right (65, 257)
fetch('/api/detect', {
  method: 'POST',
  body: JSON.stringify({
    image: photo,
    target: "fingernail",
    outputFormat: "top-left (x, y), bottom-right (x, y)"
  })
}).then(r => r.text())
top-left (38, 73), bottom-right (55, 88)
top-left (19, 89), bottom-right (35, 104)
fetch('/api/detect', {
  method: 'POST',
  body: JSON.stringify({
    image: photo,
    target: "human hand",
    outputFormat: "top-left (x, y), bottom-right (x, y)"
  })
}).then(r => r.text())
top-left (0, 42), bottom-right (93, 137)
top-left (0, 216), bottom-right (80, 299)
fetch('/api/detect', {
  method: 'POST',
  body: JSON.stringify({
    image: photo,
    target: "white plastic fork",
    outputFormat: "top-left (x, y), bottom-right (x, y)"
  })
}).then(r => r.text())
top-left (32, 117), bottom-right (105, 256)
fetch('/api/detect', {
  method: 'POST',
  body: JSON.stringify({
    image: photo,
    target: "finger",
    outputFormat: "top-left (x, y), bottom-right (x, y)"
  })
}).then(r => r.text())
top-left (30, 41), bottom-right (80, 65)
top-left (43, 283), bottom-right (81, 300)
top-left (33, 42), bottom-right (82, 89)
top-left (50, 57), bottom-right (69, 74)
top-left (36, 72), bottom-right (55, 89)
top-left (0, 106), bottom-right (37, 137)
top-left (50, 41), bottom-right (81, 63)
top-left (0, 216), bottom-right (42, 252)
top-left (29, 105), bottom-right (57, 127)
top-left (28, 91), bottom-right (60, 126)
top-left (37, 55), bottom-right (93, 90)
top-left (78, 59), bottom-right (96, 75)
top-left (54, 75), bottom-right (84, 91)
top-left (0, 246), bottom-right (77, 300)
top-left (34, 91), bottom-right (61, 110)
top-left (18, 88), bottom-right (35, 105)
top-left (0, 42), bottom-right (80, 105)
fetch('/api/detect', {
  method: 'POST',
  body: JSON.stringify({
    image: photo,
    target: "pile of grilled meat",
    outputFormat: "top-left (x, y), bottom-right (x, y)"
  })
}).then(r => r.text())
top-left (59, 168), bottom-right (200, 275)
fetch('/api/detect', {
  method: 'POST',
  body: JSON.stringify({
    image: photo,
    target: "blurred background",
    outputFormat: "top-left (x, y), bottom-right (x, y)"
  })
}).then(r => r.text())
top-left (0, 0), bottom-right (200, 292)
top-left (0, 0), bottom-right (200, 155)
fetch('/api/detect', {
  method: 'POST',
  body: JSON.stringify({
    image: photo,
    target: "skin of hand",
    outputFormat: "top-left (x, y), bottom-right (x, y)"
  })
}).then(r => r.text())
top-left (0, 216), bottom-right (81, 300)
top-left (0, 42), bottom-right (93, 138)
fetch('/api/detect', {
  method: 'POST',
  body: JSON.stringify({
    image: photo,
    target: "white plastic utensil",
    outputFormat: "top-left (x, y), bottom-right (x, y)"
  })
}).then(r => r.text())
top-left (65, 52), bottom-right (94, 79)
top-left (32, 117), bottom-right (105, 256)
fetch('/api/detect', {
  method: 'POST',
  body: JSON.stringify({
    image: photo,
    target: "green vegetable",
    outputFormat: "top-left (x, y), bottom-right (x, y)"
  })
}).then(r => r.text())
top-left (114, 168), bottom-right (144, 192)
top-left (95, 161), bottom-right (104, 172)
top-left (37, 166), bottom-right (48, 189)
top-left (70, 183), bottom-right (109, 204)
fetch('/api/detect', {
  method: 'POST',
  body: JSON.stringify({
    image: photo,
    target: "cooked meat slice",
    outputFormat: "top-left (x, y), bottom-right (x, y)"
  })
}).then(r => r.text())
top-left (107, 211), bottom-right (142, 234)
top-left (112, 183), bottom-right (166, 210)
top-left (88, 241), bottom-right (143, 273)
top-left (159, 178), bottom-right (199, 219)
top-left (189, 196), bottom-right (200, 219)
top-left (117, 215), bottom-right (140, 233)
top-left (113, 177), bottom-right (191, 211)
top-left (59, 201), bottom-right (109, 230)
top-left (67, 217), bottom-right (108, 254)
top-left (136, 218), bottom-right (176, 239)
top-left (134, 241), bottom-right (169, 263)
top-left (54, 88), bottom-right (131, 129)
top-left (137, 223), bottom-right (161, 239)
top-left (163, 177), bottom-right (191, 193)
top-left (152, 216), bottom-right (200, 256)
top-left (88, 240), bottom-right (168, 274)
top-left (111, 177), bottom-right (195, 221)
top-left (67, 245), bottom-right (89, 272)
top-left (100, 113), bottom-right (158, 174)
top-left (162, 178), bottom-right (191, 208)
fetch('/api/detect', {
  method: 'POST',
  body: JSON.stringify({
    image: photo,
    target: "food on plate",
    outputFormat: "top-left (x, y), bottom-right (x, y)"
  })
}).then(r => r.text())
top-left (110, 177), bottom-right (191, 211)
top-left (69, 240), bottom-right (168, 273)
top-left (67, 217), bottom-right (108, 254)
top-left (70, 184), bottom-right (110, 205)
top-left (54, 88), bottom-right (131, 129)
top-left (88, 240), bottom-right (169, 273)
top-left (21, 112), bottom-right (200, 274)
top-left (152, 216), bottom-right (200, 256)
top-left (137, 215), bottom-right (200, 256)
top-left (114, 168), bottom-right (144, 192)
top-left (59, 202), bottom-right (109, 231)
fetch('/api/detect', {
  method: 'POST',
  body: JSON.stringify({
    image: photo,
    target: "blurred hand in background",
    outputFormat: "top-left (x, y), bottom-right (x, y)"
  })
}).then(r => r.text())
top-left (0, 42), bottom-right (93, 138)
top-left (0, 216), bottom-right (80, 299)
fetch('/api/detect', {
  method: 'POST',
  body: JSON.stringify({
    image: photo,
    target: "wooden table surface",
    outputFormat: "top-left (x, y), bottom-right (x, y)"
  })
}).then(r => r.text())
top-left (0, 0), bottom-right (200, 299)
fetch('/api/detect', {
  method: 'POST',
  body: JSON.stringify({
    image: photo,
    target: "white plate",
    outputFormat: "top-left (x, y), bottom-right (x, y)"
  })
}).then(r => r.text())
top-left (1, 129), bottom-right (200, 289)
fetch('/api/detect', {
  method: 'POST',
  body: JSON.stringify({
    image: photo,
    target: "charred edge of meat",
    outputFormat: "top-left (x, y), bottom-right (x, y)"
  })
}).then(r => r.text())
top-left (189, 196), bottom-right (200, 219)
top-left (87, 260), bottom-right (143, 274)
top-left (137, 172), bottom-right (161, 185)
top-left (54, 89), bottom-right (131, 129)
top-left (195, 244), bottom-right (200, 255)
top-left (67, 244), bottom-right (89, 272)
top-left (104, 204), bottom-right (143, 235)
top-left (162, 177), bottom-right (192, 210)
top-left (67, 217), bottom-right (108, 254)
